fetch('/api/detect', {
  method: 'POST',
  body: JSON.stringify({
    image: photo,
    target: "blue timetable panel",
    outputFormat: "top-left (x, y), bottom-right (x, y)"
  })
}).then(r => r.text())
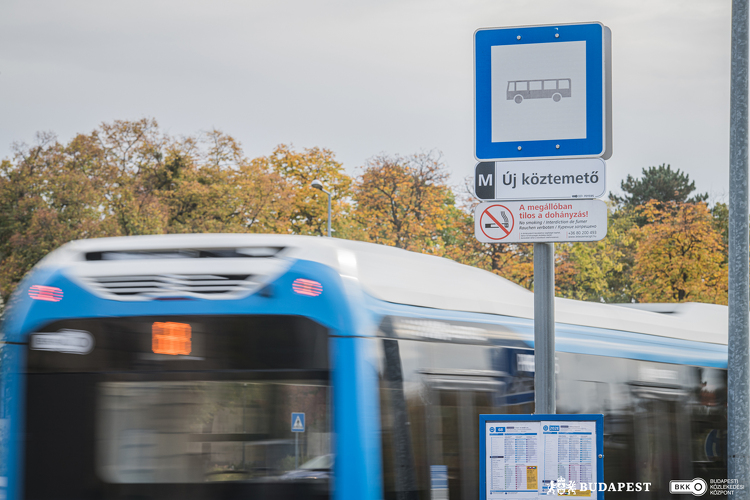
top-left (479, 414), bottom-right (604, 500)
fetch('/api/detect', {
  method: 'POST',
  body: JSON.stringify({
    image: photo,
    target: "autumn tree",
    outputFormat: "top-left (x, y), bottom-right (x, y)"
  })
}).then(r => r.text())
top-left (469, 242), bottom-right (535, 290)
top-left (630, 201), bottom-right (727, 304)
top-left (0, 120), bottom-right (302, 300)
top-left (555, 163), bottom-right (728, 304)
top-left (448, 177), bottom-right (535, 288)
top-left (7, 119), bottom-right (732, 310)
top-left (262, 144), bottom-right (353, 237)
top-left (610, 163), bottom-right (708, 211)
top-left (352, 151), bottom-right (458, 254)
top-left (93, 118), bottom-right (173, 234)
top-left (711, 201), bottom-right (729, 259)
top-left (0, 132), bottom-right (119, 300)
top-left (157, 131), bottom-right (291, 234)
top-left (556, 208), bottom-right (638, 302)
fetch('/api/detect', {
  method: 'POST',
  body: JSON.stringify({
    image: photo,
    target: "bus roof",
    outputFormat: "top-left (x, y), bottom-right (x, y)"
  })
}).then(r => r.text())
top-left (42, 233), bottom-right (728, 345)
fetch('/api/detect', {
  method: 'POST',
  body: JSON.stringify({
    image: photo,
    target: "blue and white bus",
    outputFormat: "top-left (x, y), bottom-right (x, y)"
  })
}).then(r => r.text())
top-left (0, 234), bottom-right (728, 500)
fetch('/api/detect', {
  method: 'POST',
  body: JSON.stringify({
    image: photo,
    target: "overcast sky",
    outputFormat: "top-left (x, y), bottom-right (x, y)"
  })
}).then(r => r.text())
top-left (0, 0), bottom-right (733, 202)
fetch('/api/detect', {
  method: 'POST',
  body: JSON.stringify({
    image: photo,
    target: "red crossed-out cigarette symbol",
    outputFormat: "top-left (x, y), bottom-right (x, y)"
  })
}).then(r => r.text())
top-left (480, 204), bottom-right (515, 240)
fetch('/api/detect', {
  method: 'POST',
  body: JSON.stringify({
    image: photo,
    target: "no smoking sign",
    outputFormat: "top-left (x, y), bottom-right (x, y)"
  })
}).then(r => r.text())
top-left (479, 204), bottom-right (515, 240)
top-left (474, 200), bottom-right (607, 243)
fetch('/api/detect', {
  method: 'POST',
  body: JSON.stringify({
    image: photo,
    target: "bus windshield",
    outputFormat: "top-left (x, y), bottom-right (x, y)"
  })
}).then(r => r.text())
top-left (98, 380), bottom-right (329, 483)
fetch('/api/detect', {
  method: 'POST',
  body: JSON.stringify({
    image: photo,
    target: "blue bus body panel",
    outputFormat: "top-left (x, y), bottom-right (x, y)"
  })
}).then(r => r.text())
top-left (1, 258), bottom-right (384, 500)
top-left (367, 297), bottom-right (728, 368)
top-left (0, 344), bottom-right (23, 500)
top-left (331, 336), bottom-right (383, 498)
top-left (4, 260), bottom-right (355, 340)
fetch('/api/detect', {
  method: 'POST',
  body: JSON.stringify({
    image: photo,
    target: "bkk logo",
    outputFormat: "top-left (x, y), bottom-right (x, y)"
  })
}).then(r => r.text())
top-left (670, 479), bottom-right (708, 496)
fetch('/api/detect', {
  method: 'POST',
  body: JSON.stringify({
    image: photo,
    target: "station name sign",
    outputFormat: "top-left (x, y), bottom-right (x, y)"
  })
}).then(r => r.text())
top-left (475, 158), bottom-right (605, 201)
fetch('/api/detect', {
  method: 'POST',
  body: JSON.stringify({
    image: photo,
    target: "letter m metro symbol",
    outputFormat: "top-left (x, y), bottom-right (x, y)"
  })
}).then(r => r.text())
top-left (475, 162), bottom-right (495, 200)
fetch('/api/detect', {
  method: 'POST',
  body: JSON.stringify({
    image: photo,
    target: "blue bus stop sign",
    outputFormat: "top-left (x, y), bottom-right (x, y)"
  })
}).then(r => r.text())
top-left (475, 22), bottom-right (611, 161)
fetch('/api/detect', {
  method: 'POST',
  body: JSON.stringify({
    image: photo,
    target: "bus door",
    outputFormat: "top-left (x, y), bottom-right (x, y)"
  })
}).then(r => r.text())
top-left (691, 368), bottom-right (727, 482)
top-left (422, 370), bottom-right (505, 500)
top-left (629, 377), bottom-right (692, 500)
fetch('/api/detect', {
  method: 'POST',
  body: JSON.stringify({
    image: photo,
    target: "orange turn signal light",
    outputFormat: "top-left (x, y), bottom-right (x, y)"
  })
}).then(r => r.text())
top-left (152, 322), bottom-right (192, 355)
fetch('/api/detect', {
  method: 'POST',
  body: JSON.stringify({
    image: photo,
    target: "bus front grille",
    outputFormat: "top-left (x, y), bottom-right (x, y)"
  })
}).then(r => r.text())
top-left (81, 274), bottom-right (255, 300)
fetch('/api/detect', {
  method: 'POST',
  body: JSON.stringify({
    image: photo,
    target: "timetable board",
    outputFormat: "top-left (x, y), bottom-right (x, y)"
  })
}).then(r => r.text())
top-left (479, 414), bottom-right (604, 500)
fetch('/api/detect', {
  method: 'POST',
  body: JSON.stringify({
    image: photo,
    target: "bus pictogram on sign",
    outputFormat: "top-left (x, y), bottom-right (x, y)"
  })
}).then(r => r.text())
top-left (479, 204), bottom-right (515, 240)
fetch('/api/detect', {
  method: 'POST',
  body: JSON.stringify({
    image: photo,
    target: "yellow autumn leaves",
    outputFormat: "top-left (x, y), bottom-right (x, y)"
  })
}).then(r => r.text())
top-left (631, 201), bottom-right (727, 304)
top-left (555, 201), bottom-right (728, 304)
top-left (0, 119), bottom-right (730, 306)
top-left (0, 119), bottom-right (466, 300)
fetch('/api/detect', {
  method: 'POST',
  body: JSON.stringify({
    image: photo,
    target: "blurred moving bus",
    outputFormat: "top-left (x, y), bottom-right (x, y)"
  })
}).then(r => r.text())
top-left (0, 235), bottom-right (727, 500)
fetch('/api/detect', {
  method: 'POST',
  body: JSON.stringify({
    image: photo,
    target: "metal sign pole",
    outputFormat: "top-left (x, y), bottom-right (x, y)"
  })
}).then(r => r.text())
top-left (729, 0), bottom-right (749, 491)
top-left (533, 242), bottom-right (556, 415)
top-left (295, 432), bottom-right (299, 469)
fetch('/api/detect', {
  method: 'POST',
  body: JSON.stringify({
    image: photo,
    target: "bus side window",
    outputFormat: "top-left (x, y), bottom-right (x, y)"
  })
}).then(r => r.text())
top-left (543, 80), bottom-right (556, 90)
top-left (529, 80), bottom-right (542, 91)
top-left (691, 368), bottom-right (727, 481)
top-left (517, 81), bottom-right (527, 91)
top-left (508, 81), bottom-right (515, 91)
top-left (558, 79), bottom-right (570, 89)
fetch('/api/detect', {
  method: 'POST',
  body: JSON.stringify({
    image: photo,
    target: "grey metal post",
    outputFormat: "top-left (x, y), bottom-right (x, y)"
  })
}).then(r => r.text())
top-left (533, 242), bottom-right (555, 415)
top-left (327, 191), bottom-right (332, 238)
top-left (310, 179), bottom-right (332, 237)
top-left (295, 432), bottom-right (299, 469)
top-left (729, 0), bottom-right (750, 490)
top-left (242, 384), bottom-right (246, 468)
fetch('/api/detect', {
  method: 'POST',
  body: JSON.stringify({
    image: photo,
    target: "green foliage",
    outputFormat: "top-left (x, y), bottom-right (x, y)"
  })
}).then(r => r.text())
top-left (556, 207), bottom-right (638, 302)
top-left (610, 164), bottom-right (708, 211)
top-left (552, 163), bottom-right (727, 306)
top-left (711, 202), bottom-right (729, 260)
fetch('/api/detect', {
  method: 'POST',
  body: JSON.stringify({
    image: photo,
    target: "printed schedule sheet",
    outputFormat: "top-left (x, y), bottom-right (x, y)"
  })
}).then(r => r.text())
top-left (485, 420), bottom-right (598, 499)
